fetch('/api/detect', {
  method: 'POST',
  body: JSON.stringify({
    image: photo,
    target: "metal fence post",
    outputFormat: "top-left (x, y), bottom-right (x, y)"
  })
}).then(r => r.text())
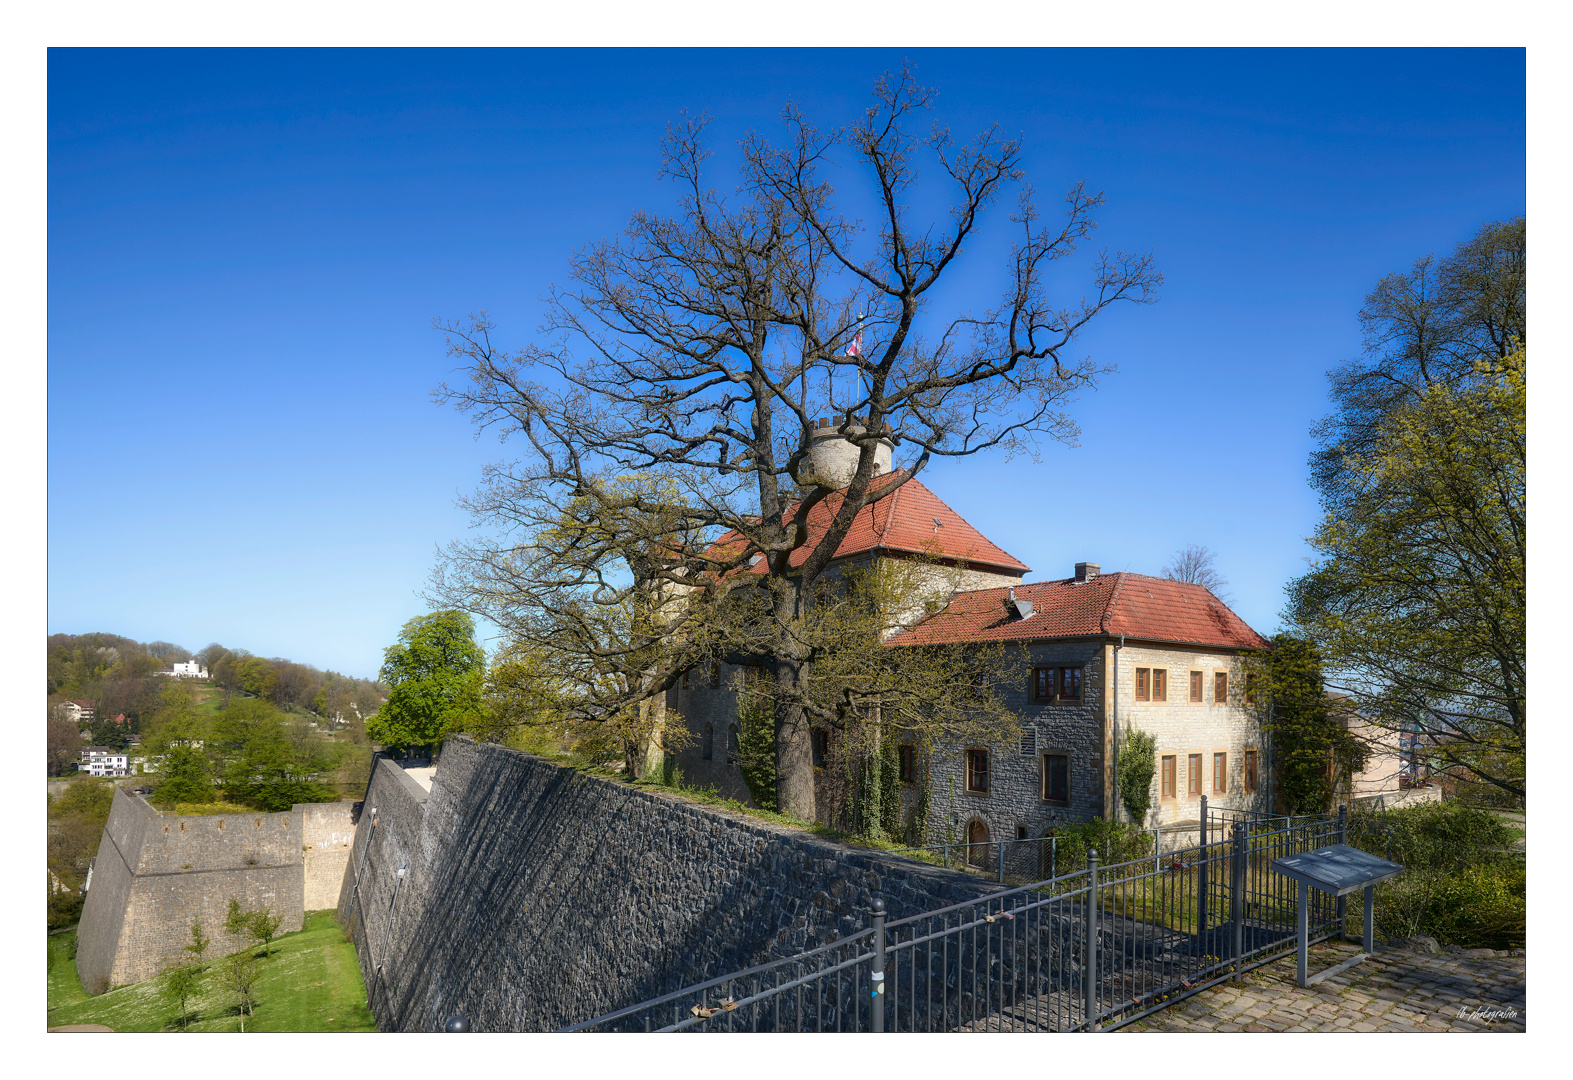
top-left (1198, 795), bottom-right (1209, 932)
top-left (998, 839), bottom-right (1006, 885)
top-left (1084, 848), bottom-right (1099, 1030)
top-left (1230, 821), bottom-right (1245, 981)
top-left (1335, 804), bottom-right (1349, 937)
top-left (869, 896), bottom-right (886, 1033)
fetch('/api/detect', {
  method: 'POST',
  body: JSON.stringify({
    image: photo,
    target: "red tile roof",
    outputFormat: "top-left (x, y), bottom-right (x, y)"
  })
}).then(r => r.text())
top-left (885, 572), bottom-right (1270, 652)
top-left (709, 473), bottom-right (1029, 576)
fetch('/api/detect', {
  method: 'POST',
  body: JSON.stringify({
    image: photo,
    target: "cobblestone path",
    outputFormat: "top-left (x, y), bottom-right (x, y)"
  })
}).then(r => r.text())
top-left (1119, 941), bottom-right (1524, 1032)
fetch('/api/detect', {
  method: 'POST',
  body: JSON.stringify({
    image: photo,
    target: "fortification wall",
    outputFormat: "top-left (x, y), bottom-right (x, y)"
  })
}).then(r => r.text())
top-left (339, 738), bottom-right (1001, 1033)
top-left (299, 802), bottom-right (357, 910)
top-left (74, 791), bottom-right (338, 991)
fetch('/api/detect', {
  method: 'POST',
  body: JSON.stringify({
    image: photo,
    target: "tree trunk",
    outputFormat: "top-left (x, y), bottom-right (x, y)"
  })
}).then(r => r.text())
top-left (774, 658), bottom-right (816, 821)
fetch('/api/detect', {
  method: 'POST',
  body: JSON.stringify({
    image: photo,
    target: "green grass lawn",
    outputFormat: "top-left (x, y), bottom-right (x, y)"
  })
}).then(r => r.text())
top-left (47, 912), bottom-right (377, 1032)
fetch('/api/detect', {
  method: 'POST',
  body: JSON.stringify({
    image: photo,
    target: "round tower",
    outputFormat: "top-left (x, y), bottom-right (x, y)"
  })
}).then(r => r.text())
top-left (804, 416), bottom-right (894, 489)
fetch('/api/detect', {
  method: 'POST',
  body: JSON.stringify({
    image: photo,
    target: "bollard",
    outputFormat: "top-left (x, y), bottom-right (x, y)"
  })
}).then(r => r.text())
top-left (1230, 821), bottom-right (1246, 980)
top-left (1084, 848), bottom-right (1099, 1030)
top-left (869, 896), bottom-right (887, 1032)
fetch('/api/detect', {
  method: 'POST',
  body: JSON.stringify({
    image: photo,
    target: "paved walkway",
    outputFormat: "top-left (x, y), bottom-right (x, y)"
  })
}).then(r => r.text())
top-left (1119, 940), bottom-right (1525, 1032)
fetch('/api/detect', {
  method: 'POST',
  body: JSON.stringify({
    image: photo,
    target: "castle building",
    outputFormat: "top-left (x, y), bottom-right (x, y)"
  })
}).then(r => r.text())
top-left (664, 425), bottom-right (1273, 843)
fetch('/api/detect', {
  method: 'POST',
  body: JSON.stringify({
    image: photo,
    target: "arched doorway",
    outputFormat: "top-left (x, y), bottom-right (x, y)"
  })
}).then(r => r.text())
top-left (967, 818), bottom-right (989, 867)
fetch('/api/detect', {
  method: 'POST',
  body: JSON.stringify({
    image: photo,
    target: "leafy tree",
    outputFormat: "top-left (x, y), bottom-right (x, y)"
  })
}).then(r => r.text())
top-left (226, 950), bottom-right (260, 1028)
top-left (224, 897), bottom-right (249, 938)
top-left (162, 961), bottom-right (203, 1030)
top-left (185, 920), bottom-right (210, 971)
top-left (1242, 634), bottom-right (1366, 815)
top-left (1289, 350), bottom-right (1524, 804)
top-left (428, 68), bottom-right (1159, 820)
top-left (247, 907), bottom-right (283, 958)
top-left (208, 699), bottom-right (340, 811)
top-left (366, 611), bottom-right (486, 753)
top-left (47, 714), bottom-right (81, 775)
top-left (1118, 728), bottom-right (1157, 825)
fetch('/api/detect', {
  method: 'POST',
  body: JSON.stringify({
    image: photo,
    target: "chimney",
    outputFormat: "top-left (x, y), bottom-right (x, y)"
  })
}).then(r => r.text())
top-left (1074, 562), bottom-right (1100, 583)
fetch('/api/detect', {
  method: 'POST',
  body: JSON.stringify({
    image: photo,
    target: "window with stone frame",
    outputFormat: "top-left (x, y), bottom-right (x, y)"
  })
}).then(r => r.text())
top-left (1190, 670), bottom-right (1204, 703)
top-left (898, 744), bottom-right (916, 783)
top-left (1212, 751), bottom-right (1227, 794)
top-left (1135, 668), bottom-right (1151, 701)
top-left (1161, 754), bottom-right (1177, 798)
top-left (1057, 666), bottom-right (1082, 701)
top-left (1152, 668), bottom-right (1168, 702)
top-left (1033, 667), bottom-right (1053, 700)
top-left (1187, 753), bottom-right (1202, 796)
top-left (966, 747), bottom-right (990, 794)
top-left (702, 723), bottom-right (714, 760)
top-left (1214, 671), bottom-right (1229, 706)
top-left (1243, 749), bottom-right (1259, 792)
top-left (1041, 753), bottom-right (1070, 805)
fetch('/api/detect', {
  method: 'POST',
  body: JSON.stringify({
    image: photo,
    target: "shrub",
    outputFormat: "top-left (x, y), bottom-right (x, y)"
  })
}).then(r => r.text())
top-left (1347, 802), bottom-right (1513, 873)
top-left (1118, 729), bottom-right (1156, 825)
top-left (1047, 818), bottom-right (1154, 877)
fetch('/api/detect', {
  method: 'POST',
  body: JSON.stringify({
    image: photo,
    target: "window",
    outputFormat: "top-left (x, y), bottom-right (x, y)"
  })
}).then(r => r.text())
top-left (1019, 724), bottom-right (1037, 757)
top-left (966, 748), bottom-right (990, 794)
top-left (702, 723), bottom-right (714, 760)
top-left (1245, 673), bottom-right (1258, 707)
top-left (1058, 667), bottom-right (1082, 701)
top-left (898, 744), bottom-right (916, 783)
top-left (1214, 671), bottom-right (1229, 706)
top-left (681, 668), bottom-right (691, 691)
top-left (1152, 669), bottom-right (1168, 702)
top-left (1213, 752), bottom-right (1227, 793)
top-left (1016, 825), bottom-right (1029, 841)
top-left (1041, 753), bottom-right (1069, 804)
top-left (1135, 668), bottom-right (1150, 701)
top-left (1187, 753), bottom-right (1202, 797)
top-left (1034, 667), bottom-right (1082, 703)
top-left (811, 729), bottom-right (829, 769)
top-left (1190, 671), bottom-right (1204, 703)
top-left (1243, 749), bottom-right (1258, 793)
top-left (1161, 755), bottom-right (1177, 798)
top-left (726, 724), bottom-right (740, 765)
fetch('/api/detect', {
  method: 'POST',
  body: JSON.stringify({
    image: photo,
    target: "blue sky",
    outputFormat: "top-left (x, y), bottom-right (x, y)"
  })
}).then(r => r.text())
top-left (47, 48), bottom-right (1525, 680)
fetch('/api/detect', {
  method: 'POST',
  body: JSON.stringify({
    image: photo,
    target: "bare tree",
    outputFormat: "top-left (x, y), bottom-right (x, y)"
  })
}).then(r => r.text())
top-left (431, 69), bottom-right (1160, 820)
top-left (1161, 544), bottom-right (1229, 600)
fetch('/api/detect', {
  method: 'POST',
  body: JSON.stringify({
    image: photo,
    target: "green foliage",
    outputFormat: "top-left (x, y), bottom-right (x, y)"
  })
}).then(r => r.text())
top-left (224, 897), bottom-right (283, 957)
top-left (207, 698), bottom-right (341, 811)
top-left (1246, 635), bottom-right (1365, 814)
top-left (49, 779), bottom-right (115, 826)
top-left (225, 950), bottom-right (261, 1027)
top-left (734, 690), bottom-right (778, 811)
top-left (154, 745), bottom-right (215, 805)
top-left (1347, 803), bottom-right (1522, 948)
top-left (224, 898), bottom-right (248, 937)
top-left (185, 921), bottom-right (209, 970)
top-left (161, 962), bottom-right (203, 1030)
top-left (1118, 729), bottom-right (1157, 825)
top-left (367, 611), bottom-right (486, 752)
top-left (1045, 818), bottom-right (1154, 877)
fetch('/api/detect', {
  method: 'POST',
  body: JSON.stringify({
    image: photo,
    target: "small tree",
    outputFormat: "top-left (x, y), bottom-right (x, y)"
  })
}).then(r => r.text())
top-left (224, 897), bottom-right (249, 939)
top-left (184, 920), bottom-right (209, 971)
top-left (1118, 728), bottom-right (1157, 825)
top-left (162, 961), bottom-right (203, 1031)
top-left (247, 907), bottom-right (283, 958)
top-left (225, 951), bottom-right (260, 1029)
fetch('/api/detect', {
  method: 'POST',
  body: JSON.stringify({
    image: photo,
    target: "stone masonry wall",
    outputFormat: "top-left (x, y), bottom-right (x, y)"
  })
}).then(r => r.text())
top-left (299, 801), bottom-right (357, 911)
top-left (1110, 643), bottom-right (1267, 825)
top-left (337, 737), bottom-right (1003, 1033)
top-left (76, 789), bottom-right (304, 989)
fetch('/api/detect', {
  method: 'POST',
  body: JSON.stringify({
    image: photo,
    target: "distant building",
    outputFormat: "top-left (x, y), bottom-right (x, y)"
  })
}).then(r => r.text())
top-left (80, 747), bottom-right (130, 777)
top-left (57, 700), bottom-right (96, 724)
top-left (158, 661), bottom-right (210, 679)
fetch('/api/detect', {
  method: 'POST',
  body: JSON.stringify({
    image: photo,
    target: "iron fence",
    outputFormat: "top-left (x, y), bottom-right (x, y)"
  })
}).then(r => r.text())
top-left (562, 812), bottom-right (1346, 1032)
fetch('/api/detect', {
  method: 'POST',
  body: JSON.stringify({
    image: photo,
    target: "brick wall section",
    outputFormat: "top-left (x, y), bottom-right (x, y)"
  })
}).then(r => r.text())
top-left (299, 801), bottom-right (357, 910)
top-left (74, 789), bottom-right (350, 991)
top-left (337, 737), bottom-right (1003, 1033)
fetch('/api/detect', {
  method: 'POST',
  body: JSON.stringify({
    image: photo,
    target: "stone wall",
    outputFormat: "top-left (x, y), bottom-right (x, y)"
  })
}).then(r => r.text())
top-left (75, 790), bottom-right (348, 991)
top-left (299, 801), bottom-right (357, 911)
top-left (337, 737), bottom-right (1002, 1033)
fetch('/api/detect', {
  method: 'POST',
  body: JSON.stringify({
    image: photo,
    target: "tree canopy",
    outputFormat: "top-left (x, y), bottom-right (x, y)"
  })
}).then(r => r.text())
top-left (366, 611), bottom-right (487, 752)
top-left (1288, 219), bottom-right (1525, 806)
top-left (429, 69), bottom-right (1159, 819)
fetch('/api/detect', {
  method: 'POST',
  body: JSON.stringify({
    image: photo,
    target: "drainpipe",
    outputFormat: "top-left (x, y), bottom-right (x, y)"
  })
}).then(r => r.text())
top-left (1111, 635), bottom-right (1124, 822)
